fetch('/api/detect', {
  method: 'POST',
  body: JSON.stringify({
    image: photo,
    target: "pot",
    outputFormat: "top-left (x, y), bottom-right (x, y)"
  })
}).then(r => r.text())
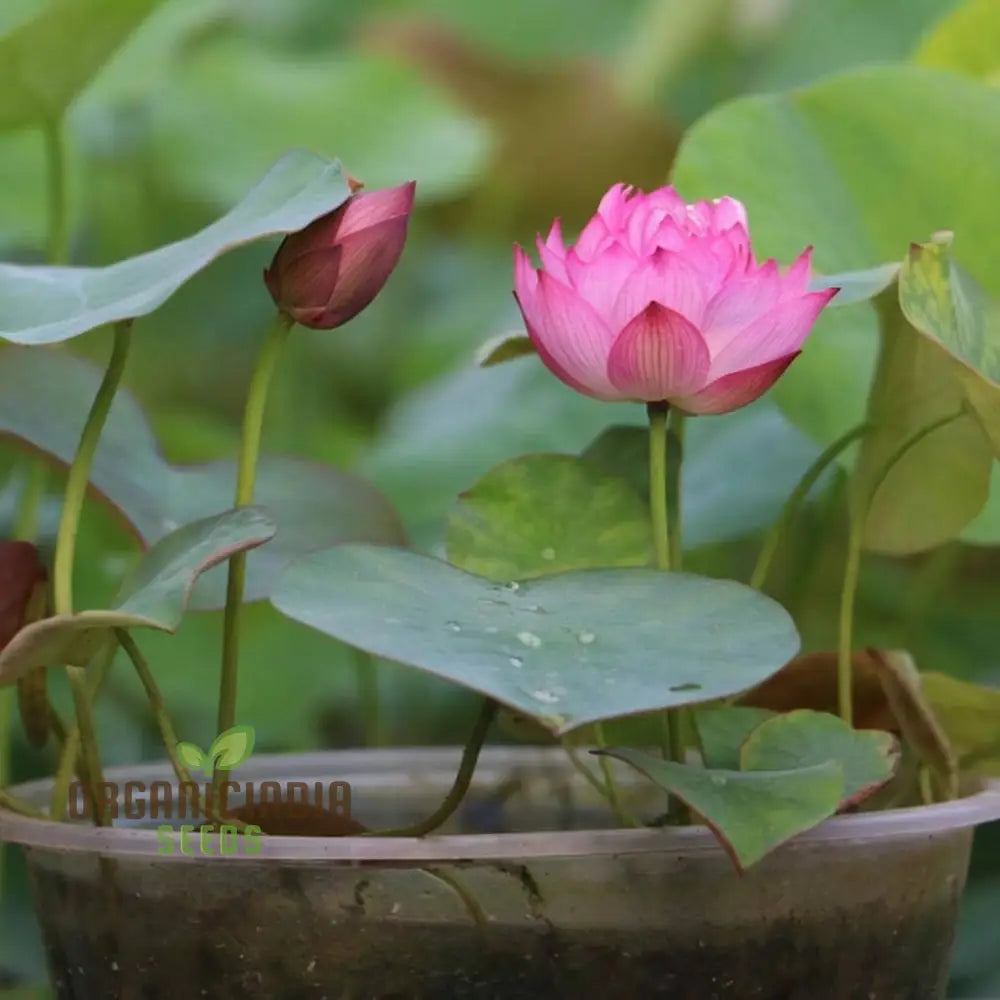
top-left (1, 747), bottom-right (998, 999)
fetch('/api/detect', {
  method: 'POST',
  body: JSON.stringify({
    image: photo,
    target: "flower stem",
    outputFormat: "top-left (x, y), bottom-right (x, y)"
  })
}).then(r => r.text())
top-left (214, 312), bottom-right (294, 811)
top-left (648, 403), bottom-right (671, 571)
top-left (751, 421), bottom-right (871, 591)
top-left (43, 117), bottom-right (69, 265)
top-left (370, 698), bottom-right (497, 837)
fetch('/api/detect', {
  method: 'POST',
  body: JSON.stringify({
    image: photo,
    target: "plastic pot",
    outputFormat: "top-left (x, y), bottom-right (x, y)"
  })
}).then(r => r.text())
top-left (1, 747), bottom-right (998, 999)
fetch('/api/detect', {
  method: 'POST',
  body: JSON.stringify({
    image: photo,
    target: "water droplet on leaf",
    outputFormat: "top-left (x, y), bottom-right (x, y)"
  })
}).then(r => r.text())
top-left (445, 621), bottom-right (462, 632)
top-left (577, 631), bottom-right (596, 645)
top-left (517, 631), bottom-right (542, 648)
top-left (540, 547), bottom-right (556, 561)
top-left (531, 689), bottom-right (560, 704)
top-left (508, 656), bottom-right (524, 668)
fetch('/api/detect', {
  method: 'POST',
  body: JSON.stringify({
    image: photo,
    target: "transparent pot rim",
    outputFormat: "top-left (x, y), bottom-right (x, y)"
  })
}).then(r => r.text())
top-left (2, 747), bottom-right (998, 863)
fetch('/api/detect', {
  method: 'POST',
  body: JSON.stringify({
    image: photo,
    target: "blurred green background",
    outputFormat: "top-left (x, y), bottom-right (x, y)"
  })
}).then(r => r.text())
top-left (1, 0), bottom-right (999, 994)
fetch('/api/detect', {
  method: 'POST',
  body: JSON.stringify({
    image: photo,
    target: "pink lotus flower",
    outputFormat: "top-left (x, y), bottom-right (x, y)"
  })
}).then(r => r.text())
top-left (513, 184), bottom-right (837, 413)
top-left (265, 180), bottom-right (416, 329)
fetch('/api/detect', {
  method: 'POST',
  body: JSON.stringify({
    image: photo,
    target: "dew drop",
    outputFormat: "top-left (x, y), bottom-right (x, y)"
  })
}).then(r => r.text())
top-left (504, 581), bottom-right (521, 591)
top-left (577, 631), bottom-right (596, 645)
top-left (540, 547), bottom-right (556, 561)
top-left (710, 775), bottom-right (727, 787)
top-left (531, 689), bottom-right (560, 704)
top-left (484, 625), bottom-right (499, 634)
top-left (445, 621), bottom-right (462, 633)
top-left (517, 631), bottom-right (542, 648)
top-left (508, 656), bottom-right (524, 668)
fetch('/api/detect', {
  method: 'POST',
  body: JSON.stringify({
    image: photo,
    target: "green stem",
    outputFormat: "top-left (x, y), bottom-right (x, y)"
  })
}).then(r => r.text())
top-left (48, 322), bottom-right (131, 823)
top-left (215, 312), bottom-right (294, 810)
top-left (648, 403), bottom-right (670, 571)
top-left (561, 737), bottom-right (610, 798)
top-left (66, 666), bottom-right (107, 824)
top-left (648, 403), bottom-right (686, 764)
top-left (353, 649), bottom-right (382, 747)
top-left (115, 629), bottom-right (246, 831)
top-left (593, 722), bottom-right (635, 828)
top-left (53, 322), bottom-right (132, 615)
top-left (750, 421), bottom-right (871, 591)
top-left (43, 118), bottom-right (69, 265)
top-left (49, 629), bottom-right (118, 819)
top-left (836, 409), bottom-right (965, 726)
top-left (836, 517), bottom-right (864, 727)
top-left (370, 698), bottom-right (497, 837)
top-left (0, 788), bottom-right (48, 821)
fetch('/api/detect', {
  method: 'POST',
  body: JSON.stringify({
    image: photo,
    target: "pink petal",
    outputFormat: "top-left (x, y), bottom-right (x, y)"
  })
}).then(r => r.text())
top-left (699, 259), bottom-right (784, 356)
top-left (515, 271), bottom-right (621, 398)
top-left (610, 250), bottom-right (710, 329)
top-left (606, 302), bottom-right (711, 401)
top-left (536, 220), bottom-right (570, 284)
top-left (514, 244), bottom-right (540, 304)
top-left (574, 213), bottom-right (612, 260)
top-left (709, 287), bottom-right (838, 378)
top-left (336, 181), bottom-right (416, 239)
top-left (564, 243), bottom-right (640, 317)
top-left (672, 352), bottom-right (800, 415)
top-left (596, 183), bottom-right (633, 228)
top-left (783, 245), bottom-right (814, 291)
top-left (310, 216), bottom-right (410, 327)
top-left (706, 196), bottom-right (748, 234)
top-left (645, 185), bottom-right (687, 216)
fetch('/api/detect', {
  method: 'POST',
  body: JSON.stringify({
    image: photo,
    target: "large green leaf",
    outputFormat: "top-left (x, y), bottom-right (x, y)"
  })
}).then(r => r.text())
top-left (270, 543), bottom-right (801, 735)
top-left (914, 0), bottom-right (1000, 80)
top-left (672, 65), bottom-right (1000, 449)
top-left (596, 747), bottom-right (843, 871)
top-left (146, 39), bottom-right (489, 206)
top-left (0, 346), bottom-right (407, 606)
top-left (445, 453), bottom-right (653, 580)
top-left (0, 0), bottom-right (160, 132)
top-left (0, 507), bottom-right (275, 682)
top-left (899, 235), bottom-right (1000, 456)
top-left (0, 150), bottom-right (350, 344)
top-left (851, 235), bottom-right (1000, 553)
top-left (740, 709), bottom-right (899, 808)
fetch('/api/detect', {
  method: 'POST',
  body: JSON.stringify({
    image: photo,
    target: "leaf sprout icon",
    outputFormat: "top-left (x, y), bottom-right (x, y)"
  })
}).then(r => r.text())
top-left (176, 724), bottom-right (256, 777)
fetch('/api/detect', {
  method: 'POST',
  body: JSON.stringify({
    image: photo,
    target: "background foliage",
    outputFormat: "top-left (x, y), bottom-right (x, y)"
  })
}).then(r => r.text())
top-left (0, 0), bottom-right (998, 993)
